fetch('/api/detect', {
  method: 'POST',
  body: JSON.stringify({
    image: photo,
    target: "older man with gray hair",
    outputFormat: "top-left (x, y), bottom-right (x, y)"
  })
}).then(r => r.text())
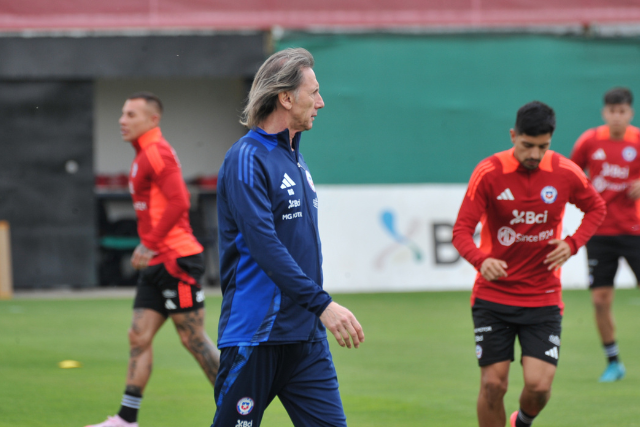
top-left (212, 48), bottom-right (365, 427)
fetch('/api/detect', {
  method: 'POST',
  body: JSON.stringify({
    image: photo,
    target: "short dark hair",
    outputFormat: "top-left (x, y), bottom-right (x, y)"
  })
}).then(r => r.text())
top-left (514, 101), bottom-right (556, 136)
top-left (128, 91), bottom-right (163, 114)
top-left (604, 87), bottom-right (633, 106)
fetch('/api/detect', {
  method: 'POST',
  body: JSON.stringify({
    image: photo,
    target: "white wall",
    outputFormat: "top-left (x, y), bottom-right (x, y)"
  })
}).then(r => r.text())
top-left (94, 78), bottom-right (247, 179)
top-left (317, 184), bottom-right (636, 293)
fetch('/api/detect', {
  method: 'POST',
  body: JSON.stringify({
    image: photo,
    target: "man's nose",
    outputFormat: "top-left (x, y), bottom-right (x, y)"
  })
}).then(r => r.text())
top-left (530, 148), bottom-right (542, 159)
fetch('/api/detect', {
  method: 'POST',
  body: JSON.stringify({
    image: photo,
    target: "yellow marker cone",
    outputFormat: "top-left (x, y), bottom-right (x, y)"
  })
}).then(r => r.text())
top-left (58, 360), bottom-right (82, 369)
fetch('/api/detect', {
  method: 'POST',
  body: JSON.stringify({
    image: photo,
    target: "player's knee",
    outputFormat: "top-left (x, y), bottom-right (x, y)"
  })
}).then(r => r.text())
top-left (524, 380), bottom-right (552, 398)
top-left (592, 296), bottom-right (610, 312)
top-left (591, 288), bottom-right (613, 308)
top-left (481, 377), bottom-right (508, 401)
top-left (128, 327), bottom-right (153, 349)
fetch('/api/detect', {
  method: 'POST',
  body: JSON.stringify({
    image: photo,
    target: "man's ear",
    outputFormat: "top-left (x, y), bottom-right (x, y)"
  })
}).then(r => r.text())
top-left (278, 91), bottom-right (293, 110)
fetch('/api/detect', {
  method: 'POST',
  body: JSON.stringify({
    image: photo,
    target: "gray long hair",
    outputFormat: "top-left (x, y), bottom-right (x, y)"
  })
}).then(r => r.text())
top-left (240, 48), bottom-right (314, 129)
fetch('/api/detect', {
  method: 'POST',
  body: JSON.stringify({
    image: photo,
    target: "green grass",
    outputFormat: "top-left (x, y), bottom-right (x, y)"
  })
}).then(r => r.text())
top-left (1, 289), bottom-right (639, 426)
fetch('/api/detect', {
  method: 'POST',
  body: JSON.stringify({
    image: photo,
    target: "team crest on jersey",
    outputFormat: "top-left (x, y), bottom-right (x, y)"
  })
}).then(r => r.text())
top-left (476, 345), bottom-right (483, 359)
top-left (305, 170), bottom-right (316, 193)
top-left (540, 186), bottom-right (558, 204)
top-left (623, 146), bottom-right (637, 162)
top-left (237, 397), bottom-right (254, 415)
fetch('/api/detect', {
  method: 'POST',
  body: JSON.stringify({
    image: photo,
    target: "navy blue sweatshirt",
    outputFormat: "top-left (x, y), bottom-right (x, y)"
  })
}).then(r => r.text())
top-left (216, 127), bottom-right (333, 348)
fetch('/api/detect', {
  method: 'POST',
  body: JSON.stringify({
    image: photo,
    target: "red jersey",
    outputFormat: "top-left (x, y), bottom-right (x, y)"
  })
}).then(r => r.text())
top-left (129, 127), bottom-right (203, 267)
top-left (570, 125), bottom-right (640, 235)
top-left (453, 148), bottom-right (605, 307)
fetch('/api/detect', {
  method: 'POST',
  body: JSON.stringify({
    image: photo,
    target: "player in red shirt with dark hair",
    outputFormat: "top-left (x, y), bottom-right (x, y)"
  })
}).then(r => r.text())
top-left (86, 92), bottom-right (220, 427)
top-left (570, 87), bottom-right (639, 382)
top-left (453, 101), bottom-right (606, 427)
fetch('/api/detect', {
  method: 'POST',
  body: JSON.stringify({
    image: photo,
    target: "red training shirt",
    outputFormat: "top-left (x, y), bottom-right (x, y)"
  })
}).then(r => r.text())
top-left (571, 125), bottom-right (640, 235)
top-left (453, 148), bottom-right (606, 308)
top-left (129, 127), bottom-right (203, 267)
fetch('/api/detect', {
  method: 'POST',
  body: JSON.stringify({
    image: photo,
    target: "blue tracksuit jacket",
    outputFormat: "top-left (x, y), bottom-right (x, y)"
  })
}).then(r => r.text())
top-left (216, 127), bottom-right (333, 348)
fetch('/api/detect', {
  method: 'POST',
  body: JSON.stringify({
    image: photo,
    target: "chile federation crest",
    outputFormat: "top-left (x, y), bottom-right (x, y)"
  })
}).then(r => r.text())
top-left (237, 397), bottom-right (254, 415)
top-left (540, 186), bottom-right (558, 204)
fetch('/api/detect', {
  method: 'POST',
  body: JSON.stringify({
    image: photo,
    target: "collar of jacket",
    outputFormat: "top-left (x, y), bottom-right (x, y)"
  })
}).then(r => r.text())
top-left (131, 127), bottom-right (162, 153)
top-left (252, 127), bottom-right (302, 153)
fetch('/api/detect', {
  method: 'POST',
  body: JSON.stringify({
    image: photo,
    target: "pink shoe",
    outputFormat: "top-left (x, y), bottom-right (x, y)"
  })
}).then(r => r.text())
top-left (510, 410), bottom-right (518, 427)
top-left (85, 415), bottom-right (138, 427)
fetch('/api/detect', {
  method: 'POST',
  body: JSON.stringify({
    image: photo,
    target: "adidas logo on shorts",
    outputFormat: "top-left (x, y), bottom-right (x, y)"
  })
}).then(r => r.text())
top-left (545, 346), bottom-right (559, 360)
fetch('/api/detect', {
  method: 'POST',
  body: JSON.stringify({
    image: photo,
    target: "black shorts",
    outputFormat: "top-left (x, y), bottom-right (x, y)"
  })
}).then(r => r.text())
top-left (133, 253), bottom-right (205, 317)
top-left (586, 235), bottom-right (640, 289)
top-left (472, 299), bottom-right (562, 367)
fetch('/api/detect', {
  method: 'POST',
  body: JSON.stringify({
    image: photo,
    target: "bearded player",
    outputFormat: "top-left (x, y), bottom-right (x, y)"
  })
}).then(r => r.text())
top-left (453, 101), bottom-right (606, 427)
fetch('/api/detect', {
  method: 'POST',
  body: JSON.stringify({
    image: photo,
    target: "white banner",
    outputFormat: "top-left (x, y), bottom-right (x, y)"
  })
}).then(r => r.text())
top-left (316, 184), bottom-right (636, 293)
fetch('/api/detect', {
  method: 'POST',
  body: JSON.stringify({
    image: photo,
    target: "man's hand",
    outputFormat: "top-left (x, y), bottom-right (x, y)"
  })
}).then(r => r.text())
top-left (319, 301), bottom-right (365, 349)
top-left (543, 239), bottom-right (571, 271)
top-left (628, 180), bottom-right (640, 200)
top-left (480, 258), bottom-right (508, 281)
top-left (131, 243), bottom-right (156, 270)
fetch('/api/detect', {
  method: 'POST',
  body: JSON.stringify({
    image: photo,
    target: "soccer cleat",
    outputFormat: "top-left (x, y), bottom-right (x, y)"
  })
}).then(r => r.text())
top-left (599, 361), bottom-right (626, 382)
top-left (510, 410), bottom-right (518, 427)
top-left (84, 415), bottom-right (138, 427)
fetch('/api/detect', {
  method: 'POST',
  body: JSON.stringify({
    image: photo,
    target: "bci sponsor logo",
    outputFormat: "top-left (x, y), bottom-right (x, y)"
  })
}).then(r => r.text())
top-left (510, 210), bottom-right (548, 225)
top-left (601, 162), bottom-right (629, 179)
top-left (288, 199), bottom-right (301, 209)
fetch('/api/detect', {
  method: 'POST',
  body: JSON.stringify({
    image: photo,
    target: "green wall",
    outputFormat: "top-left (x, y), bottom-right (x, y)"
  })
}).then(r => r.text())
top-left (276, 34), bottom-right (640, 184)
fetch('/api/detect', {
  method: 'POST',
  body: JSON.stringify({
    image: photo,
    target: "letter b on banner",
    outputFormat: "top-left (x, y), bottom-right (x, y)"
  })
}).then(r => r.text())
top-left (433, 223), bottom-right (461, 265)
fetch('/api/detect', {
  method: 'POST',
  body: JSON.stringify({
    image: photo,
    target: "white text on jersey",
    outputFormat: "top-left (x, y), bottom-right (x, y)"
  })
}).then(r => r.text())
top-left (510, 210), bottom-right (548, 225)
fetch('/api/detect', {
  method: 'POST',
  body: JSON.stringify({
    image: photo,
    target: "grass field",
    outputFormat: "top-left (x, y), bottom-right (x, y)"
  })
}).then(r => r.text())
top-left (1, 289), bottom-right (639, 427)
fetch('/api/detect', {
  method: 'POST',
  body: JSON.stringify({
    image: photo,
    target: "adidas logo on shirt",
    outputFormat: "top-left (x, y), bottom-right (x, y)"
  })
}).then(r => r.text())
top-left (496, 188), bottom-right (515, 200)
top-left (592, 148), bottom-right (606, 160)
top-left (545, 346), bottom-right (559, 360)
top-left (280, 173), bottom-right (296, 195)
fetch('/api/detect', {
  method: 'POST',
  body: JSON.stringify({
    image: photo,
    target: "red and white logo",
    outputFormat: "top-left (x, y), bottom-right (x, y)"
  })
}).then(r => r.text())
top-left (237, 397), bottom-right (254, 415)
top-left (305, 170), bottom-right (316, 193)
top-left (623, 146), bottom-right (637, 162)
top-left (476, 345), bottom-right (483, 359)
top-left (540, 186), bottom-right (558, 204)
